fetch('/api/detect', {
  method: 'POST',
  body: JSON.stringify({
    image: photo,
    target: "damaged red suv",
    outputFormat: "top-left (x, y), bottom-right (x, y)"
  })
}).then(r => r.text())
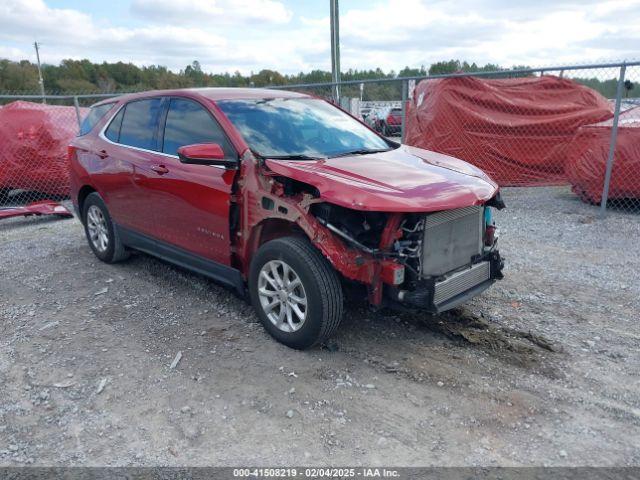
top-left (69, 88), bottom-right (504, 349)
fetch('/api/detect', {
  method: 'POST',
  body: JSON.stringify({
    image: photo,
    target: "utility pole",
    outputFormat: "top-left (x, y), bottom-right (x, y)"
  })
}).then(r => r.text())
top-left (329, 0), bottom-right (341, 103)
top-left (34, 41), bottom-right (46, 104)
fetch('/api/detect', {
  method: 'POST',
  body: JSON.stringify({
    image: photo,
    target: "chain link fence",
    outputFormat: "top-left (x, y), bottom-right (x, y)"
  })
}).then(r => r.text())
top-left (0, 93), bottom-right (117, 208)
top-left (0, 61), bottom-right (638, 216)
top-left (273, 61), bottom-right (640, 214)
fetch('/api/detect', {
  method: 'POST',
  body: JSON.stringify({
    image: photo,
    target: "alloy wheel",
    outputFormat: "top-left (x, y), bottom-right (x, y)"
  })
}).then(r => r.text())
top-left (257, 260), bottom-right (308, 333)
top-left (86, 205), bottom-right (109, 253)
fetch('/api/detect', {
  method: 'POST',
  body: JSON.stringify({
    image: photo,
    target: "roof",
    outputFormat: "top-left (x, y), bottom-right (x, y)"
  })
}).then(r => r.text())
top-left (93, 87), bottom-right (309, 106)
top-left (196, 87), bottom-right (309, 100)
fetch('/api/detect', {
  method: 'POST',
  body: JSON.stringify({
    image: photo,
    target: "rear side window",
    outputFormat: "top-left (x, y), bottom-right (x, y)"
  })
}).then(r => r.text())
top-left (118, 98), bottom-right (163, 151)
top-left (162, 98), bottom-right (234, 156)
top-left (79, 103), bottom-right (115, 136)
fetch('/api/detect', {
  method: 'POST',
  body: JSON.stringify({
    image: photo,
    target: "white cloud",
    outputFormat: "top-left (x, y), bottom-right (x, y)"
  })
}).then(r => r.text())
top-left (329, 0), bottom-right (640, 71)
top-left (0, 0), bottom-right (637, 75)
top-left (131, 0), bottom-right (293, 25)
top-left (0, 45), bottom-right (29, 59)
top-left (0, 0), bottom-right (259, 69)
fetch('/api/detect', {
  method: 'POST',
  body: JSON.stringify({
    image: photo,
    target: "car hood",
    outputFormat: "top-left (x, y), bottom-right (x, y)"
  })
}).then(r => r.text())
top-left (265, 145), bottom-right (498, 212)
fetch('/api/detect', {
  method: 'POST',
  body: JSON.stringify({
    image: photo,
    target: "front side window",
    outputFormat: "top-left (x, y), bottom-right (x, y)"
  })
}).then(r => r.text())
top-left (118, 98), bottom-right (163, 151)
top-left (217, 98), bottom-right (392, 159)
top-left (162, 98), bottom-right (233, 156)
top-left (79, 102), bottom-right (115, 136)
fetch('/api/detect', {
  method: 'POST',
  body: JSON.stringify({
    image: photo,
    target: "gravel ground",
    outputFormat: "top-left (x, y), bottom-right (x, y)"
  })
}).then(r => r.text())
top-left (0, 186), bottom-right (639, 467)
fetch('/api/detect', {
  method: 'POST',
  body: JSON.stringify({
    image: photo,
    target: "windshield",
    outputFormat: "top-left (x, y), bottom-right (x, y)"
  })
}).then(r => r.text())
top-left (217, 98), bottom-right (393, 159)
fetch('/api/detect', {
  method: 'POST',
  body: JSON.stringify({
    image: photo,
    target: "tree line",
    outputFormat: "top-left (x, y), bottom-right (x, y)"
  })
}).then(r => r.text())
top-left (0, 57), bottom-right (629, 100)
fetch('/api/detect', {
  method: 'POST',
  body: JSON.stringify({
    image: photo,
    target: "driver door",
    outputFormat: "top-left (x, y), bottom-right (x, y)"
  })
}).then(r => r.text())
top-left (147, 97), bottom-right (238, 266)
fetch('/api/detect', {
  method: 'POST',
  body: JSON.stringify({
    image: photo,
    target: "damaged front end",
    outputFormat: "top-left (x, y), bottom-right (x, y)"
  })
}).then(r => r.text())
top-left (237, 148), bottom-right (504, 313)
top-left (308, 194), bottom-right (505, 313)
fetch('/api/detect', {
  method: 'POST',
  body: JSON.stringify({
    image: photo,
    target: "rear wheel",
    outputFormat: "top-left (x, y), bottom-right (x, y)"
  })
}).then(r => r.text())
top-left (82, 192), bottom-right (129, 263)
top-left (249, 236), bottom-right (343, 349)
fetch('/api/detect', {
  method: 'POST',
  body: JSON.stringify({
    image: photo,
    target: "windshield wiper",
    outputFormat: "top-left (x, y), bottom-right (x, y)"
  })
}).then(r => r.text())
top-left (330, 148), bottom-right (392, 158)
top-left (265, 154), bottom-right (324, 160)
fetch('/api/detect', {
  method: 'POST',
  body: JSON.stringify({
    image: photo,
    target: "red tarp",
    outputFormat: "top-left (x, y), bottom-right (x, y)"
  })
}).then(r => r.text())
top-left (566, 106), bottom-right (640, 203)
top-left (404, 76), bottom-right (613, 186)
top-left (0, 101), bottom-right (86, 197)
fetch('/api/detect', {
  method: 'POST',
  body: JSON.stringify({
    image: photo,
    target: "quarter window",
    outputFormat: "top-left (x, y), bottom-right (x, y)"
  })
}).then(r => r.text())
top-left (104, 108), bottom-right (124, 142)
top-left (162, 98), bottom-right (233, 156)
top-left (118, 98), bottom-right (163, 151)
top-left (79, 103), bottom-right (115, 136)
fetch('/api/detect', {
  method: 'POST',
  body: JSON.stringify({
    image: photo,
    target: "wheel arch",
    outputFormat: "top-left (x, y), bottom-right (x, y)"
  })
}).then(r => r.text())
top-left (245, 218), bottom-right (307, 260)
top-left (77, 185), bottom-right (97, 217)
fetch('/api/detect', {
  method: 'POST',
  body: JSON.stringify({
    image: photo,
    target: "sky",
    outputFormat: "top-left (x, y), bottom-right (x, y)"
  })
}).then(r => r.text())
top-left (0, 0), bottom-right (638, 74)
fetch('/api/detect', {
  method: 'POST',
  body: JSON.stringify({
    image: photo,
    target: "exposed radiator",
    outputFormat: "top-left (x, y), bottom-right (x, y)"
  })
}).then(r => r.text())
top-left (433, 261), bottom-right (491, 305)
top-left (421, 205), bottom-right (484, 277)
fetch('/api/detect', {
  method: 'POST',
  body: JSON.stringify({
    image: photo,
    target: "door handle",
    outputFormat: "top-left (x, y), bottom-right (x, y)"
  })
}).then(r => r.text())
top-left (151, 165), bottom-right (169, 175)
top-left (97, 149), bottom-right (108, 159)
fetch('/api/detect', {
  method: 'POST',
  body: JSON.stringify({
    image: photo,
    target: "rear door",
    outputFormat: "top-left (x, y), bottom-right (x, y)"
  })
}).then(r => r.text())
top-left (149, 97), bottom-right (237, 265)
top-left (100, 97), bottom-right (164, 236)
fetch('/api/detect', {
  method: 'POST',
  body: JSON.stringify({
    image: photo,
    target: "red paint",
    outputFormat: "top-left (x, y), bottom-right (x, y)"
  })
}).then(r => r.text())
top-left (0, 200), bottom-right (73, 220)
top-left (265, 145), bottom-right (498, 212)
top-left (177, 143), bottom-right (225, 161)
top-left (70, 88), bottom-right (501, 306)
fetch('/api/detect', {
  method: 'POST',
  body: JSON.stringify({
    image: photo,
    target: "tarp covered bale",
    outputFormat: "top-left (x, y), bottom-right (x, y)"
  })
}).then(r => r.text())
top-left (0, 101), bottom-right (85, 198)
top-left (405, 76), bottom-right (613, 186)
top-left (566, 106), bottom-right (640, 204)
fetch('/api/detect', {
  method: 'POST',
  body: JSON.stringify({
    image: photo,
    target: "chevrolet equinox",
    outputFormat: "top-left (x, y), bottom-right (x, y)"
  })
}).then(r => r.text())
top-left (69, 88), bottom-right (504, 349)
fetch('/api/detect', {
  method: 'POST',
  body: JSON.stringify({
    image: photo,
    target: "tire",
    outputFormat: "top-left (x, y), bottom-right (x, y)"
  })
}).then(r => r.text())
top-left (82, 192), bottom-right (129, 263)
top-left (249, 236), bottom-right (344, 350)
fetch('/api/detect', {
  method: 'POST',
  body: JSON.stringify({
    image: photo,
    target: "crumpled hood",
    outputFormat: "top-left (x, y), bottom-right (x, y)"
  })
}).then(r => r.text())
top-left (265, 145), bottom-right (498, 212)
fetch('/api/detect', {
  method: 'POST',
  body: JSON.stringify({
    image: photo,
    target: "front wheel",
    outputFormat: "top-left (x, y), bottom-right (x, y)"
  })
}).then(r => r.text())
top-left (249, 236), bottom-right (344, 349)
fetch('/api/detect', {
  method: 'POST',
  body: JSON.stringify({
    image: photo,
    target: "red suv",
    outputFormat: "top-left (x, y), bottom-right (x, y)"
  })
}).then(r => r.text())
top-left (70, 88), bottom-right (504, 349)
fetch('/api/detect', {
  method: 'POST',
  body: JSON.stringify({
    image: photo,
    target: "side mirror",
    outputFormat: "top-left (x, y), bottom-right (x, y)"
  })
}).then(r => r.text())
top-left (177, 143), bottom-right (237, 169)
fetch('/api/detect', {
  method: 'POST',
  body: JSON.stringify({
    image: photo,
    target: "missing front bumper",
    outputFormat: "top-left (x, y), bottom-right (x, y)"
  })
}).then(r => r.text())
top-left (392, 250), bottom-right (503, 314)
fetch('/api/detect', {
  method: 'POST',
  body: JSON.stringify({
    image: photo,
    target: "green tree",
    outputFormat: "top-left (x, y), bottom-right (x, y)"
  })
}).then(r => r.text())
top-left (0, 57), bottom-right (622, 101)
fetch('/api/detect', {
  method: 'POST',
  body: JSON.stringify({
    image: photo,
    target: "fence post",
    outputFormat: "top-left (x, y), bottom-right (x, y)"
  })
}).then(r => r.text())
top-left (73, 96), bottom-right (82, 131)
top-left (599, 63), bottom-right (627, 216)
top-left (401, 79), bottom-right (408, 143)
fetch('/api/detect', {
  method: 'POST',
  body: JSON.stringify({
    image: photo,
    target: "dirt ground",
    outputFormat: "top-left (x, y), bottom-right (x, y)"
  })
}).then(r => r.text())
top-left (1, 186), bottom-right (639, 467)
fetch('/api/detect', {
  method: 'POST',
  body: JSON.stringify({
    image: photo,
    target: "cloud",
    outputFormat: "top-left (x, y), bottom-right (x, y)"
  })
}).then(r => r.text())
top-left (0, 0), bottom-right (637, 76)
top-left (130, 0), bottom-right (293, 25)
top-left (0, 0), bottom-right (93, 42)
top-left (331, 0), bottom-right (640, 71)
top-left (0, 0), bottom-right (261, 70)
